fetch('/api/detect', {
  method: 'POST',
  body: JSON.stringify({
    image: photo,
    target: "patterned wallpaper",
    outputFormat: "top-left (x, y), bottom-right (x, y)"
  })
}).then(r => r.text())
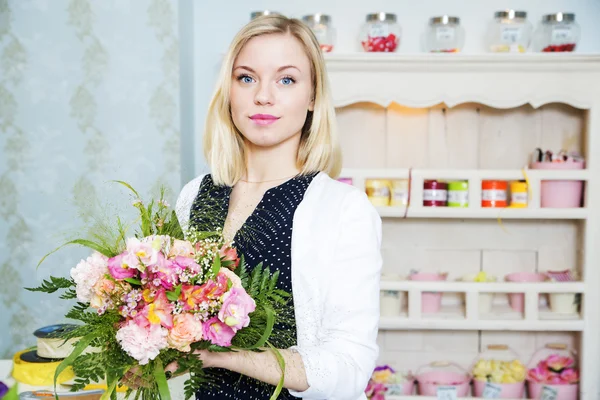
top-left (0, 0), bottom-right (180, 357)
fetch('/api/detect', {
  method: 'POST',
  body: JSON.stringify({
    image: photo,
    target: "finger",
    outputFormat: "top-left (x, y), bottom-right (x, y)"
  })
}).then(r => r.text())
top-left (165, 361), bottom-right (179, 374)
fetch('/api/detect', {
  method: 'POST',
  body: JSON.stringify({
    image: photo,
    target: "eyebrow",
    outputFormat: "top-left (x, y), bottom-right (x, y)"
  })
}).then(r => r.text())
top-left (233, 65), bottom-right (301, 73)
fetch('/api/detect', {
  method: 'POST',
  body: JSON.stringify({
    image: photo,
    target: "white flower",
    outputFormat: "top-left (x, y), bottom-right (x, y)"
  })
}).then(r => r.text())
top-left (116, 320), bottom-right (168, 365)
top-left (70, 252), bottom-right (109, 303)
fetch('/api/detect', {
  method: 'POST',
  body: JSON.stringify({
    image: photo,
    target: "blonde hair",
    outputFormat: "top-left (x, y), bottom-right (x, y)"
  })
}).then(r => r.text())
top-left (202, 15), bottom-right (342, 186)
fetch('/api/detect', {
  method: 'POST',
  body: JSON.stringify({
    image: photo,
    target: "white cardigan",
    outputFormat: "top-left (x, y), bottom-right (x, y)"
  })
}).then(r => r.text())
top-left (175, 171), bottom-right (382, 400)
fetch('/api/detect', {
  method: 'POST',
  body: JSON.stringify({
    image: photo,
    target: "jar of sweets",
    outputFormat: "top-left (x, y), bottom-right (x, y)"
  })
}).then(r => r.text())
top-left (359, 12), bottom-right (401, 52)
top-left (533, 12), bottom-right (580, 52)
top-left (302, 14), bottom-right (335, 52)
top-left (487, 10), bottom-right (532, 53)
top-left (425, 16), bottom-right (465, 53)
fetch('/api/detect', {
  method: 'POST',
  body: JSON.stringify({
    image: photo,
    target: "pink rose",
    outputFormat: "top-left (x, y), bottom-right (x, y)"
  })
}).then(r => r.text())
top-left (108, 253), bottom-right (138, 280)
top-left (560, 368), bottom-right (579, 384)
top-left (116, 320), bottom-right (168, 365)
top-left (167, 313), bottom-right (203, 352)
top-left (546, 355), bottom-right (574, 372)
top-left (219, 245), bottom-right (239, 269)
top-left (528, 366), bottom-right (550, 383)
top-left (217, 287), bottom-right (256, 332)
top-left (169, 240), bottom-right (195, 258)
top-left (203, 316), bottom-right (235, 347)
top-left (219, 268), bottom-right (242, 289)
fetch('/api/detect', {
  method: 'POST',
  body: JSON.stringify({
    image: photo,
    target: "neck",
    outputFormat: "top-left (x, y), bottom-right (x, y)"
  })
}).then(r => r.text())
top-left (243, 135), bottom-right (301, 183)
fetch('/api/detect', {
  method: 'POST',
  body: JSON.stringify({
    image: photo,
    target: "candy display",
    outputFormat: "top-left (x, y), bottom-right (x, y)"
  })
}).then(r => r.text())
top-left (509, 181), bottom-right (528, 208)
top-left (423, 180), bottom-right (447, 207)
top-left (365, 178), bottom-right (391, 206)
top-left (409, 271), bottom-right (448, 313)
top-left (533, 13), bottom-right (580, 53)
top-left (416, 361), bottom-right (471, 396)
top-left (360, 13), bottom-right (401, 52)
top-left (482, 180), bottom-right (507, 207)
top-left (447, 180), bottom-right (468, 207)
top-left (390, 179), bottom-right (409, 207)
top-left (425, 16), bottom-right (465, 53)
top-left (530, 148), bottom-right (585, 208)
top-left (302, 14), bottom-right (335, 52)
top-left (487, 10), bottom-right (532, 53)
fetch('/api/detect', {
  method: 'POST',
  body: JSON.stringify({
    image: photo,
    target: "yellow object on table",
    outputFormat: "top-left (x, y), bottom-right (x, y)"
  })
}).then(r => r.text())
top-left (11, 349), bottom-right (74, 386)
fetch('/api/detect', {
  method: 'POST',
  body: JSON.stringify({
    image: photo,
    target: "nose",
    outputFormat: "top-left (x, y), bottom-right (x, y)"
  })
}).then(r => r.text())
top-left (254, 81), bottom-right (274, 106)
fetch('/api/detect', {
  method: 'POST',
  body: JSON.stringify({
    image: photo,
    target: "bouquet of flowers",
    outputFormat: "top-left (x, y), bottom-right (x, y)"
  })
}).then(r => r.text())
top-left (365, 365), bottom-right (412, 399)
top-left (527, 354), bottom-right (579, 385)
top-left (27, 182), bottom-right (293, 400)
top-left (472, 359), bottom-right (526, 383)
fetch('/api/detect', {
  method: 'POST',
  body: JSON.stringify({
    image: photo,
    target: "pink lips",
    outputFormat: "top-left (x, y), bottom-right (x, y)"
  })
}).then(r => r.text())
top-left (250, 114), bottom-right (279, 126)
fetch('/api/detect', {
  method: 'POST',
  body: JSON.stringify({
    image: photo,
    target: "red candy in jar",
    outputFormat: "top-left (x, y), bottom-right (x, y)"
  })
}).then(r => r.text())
top-left (361, 13), bottom-right (401, 53)
top-left (423, 180), bottom-right (448, 207)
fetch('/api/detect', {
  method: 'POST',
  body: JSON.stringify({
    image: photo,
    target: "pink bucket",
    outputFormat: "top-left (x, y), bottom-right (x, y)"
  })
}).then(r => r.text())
top-left (530, 161), bottom-right (585, 208)
top-left (416, 370), bottom-right (471, 396)
top-left (409, 272), bottom-right (447, 313)
top-left (473, 379), bottom-right (525, 398)
top-left (505, 272), bottom-right (547, 312)
top-left (528, 381), bottom-right (579, 400)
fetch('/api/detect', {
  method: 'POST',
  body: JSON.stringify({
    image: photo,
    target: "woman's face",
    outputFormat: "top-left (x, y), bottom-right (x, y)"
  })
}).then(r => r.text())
top-left (230, 33), bottom-right (314, 149)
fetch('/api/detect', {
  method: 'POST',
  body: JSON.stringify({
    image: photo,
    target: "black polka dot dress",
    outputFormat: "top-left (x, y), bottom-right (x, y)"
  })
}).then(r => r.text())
top-left (189, 172), bottom-right (318, 400)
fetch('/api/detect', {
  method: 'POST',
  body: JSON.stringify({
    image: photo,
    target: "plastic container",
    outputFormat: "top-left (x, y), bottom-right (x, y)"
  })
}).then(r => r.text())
top-left (250, 10), bottom-right (281, 20)
top-left (482, 180), bottom-right (507, 207)
top-left (360, 13), bottom-right (401, 52)
top-left (530, 161), bottom-right (585, 208)
top-left (461, 272), bottom-right (496, 314)
top-left (447, 181), bottom-right (468, 207)
top-left (471, 345), bottom-right (527, 399)
top-left (533, 13), bottom-right (580, 52)
top-left (487, 10), bottom-right (532, 53)
top-left (505, 272), bottom-right (548, 312)
top-left (365, 179), bottom-right (390, 207)
top-left (526, 343), bottom-right (579, 400)
top-left (390, 179), bottom-right (410, 207)
top-left (416, 361), bottom-right (471, 396)
top-left (510, 181), bottom-right (528, 208)
top-left (302, 14), bottom-right (335, 52)
top-left (423, 180), bottom-right (447, 207)
top-left (409, 272), bottom-right (447, 313)
top-left (425, 16), bottom-right (465, 53)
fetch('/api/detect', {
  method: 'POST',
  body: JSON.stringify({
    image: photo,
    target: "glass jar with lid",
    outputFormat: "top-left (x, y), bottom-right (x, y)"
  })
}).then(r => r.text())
top-left (250, 10), bottom-right (281, 20)
top-left (425, 16), bottom-right (464, 53)
top-left (533, 12), bottom-right (580, 52)
top-left (302, 14), bottom-right (335, 52)
top-left (486, 10), bottom-right (532, 53)
top-left (359, 12), bottom-right (401, 52)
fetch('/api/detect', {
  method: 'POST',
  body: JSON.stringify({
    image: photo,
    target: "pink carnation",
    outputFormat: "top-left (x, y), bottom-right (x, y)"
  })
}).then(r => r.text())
top-left (218, 287), bottom-right (256, 332)
top-left (203, 316), bottom-right (235, 347)
top-left (116, 320), bottom-right (168, 365)
top-left (70, 252), bottom-right (109, 303)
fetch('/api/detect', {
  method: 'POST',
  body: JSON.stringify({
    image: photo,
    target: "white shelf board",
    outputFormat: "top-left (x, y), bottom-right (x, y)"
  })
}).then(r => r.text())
top-left (376, 206), bottom-right (588, 220)
top-left (379, 304), bottom-right (583, 331)
top-left (380, 281), bottom-right (585, 294)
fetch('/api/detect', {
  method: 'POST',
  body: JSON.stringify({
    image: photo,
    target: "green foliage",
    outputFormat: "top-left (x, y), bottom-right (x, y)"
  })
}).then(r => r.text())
top-left (25, 276), bottom-right (74, 293)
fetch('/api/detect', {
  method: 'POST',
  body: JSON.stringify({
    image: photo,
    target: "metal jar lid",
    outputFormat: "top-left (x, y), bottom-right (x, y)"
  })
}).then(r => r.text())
top-left (302, 14), bottom-right (331, 25)
top-left (494, 10), bottom-right (527, 19)
top-left (366, 13), bottom-right (397, 23)
top-left (250, 10), bottom-right (281, 20)
top-left (430, 16), bottom-right (460, 25)
top-left (542, 12), bottom-right (575, 23)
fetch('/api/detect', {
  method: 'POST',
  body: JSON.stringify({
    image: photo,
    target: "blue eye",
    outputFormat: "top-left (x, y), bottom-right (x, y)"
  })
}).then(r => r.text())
top-left (238, 75), bottom-right (254, 84)
top-left (280, 77), bottom-right (295, 85)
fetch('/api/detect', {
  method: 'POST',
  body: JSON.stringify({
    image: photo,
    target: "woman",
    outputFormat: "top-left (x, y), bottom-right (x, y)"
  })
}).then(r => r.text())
top-left (175, 14), bottom-right (382, 400)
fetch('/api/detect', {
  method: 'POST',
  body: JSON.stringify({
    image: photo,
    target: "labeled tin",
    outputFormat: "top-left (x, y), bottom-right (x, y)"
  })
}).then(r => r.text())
top-left (447, 181), bottom-right (469, 207)
top-left (423, 180), bottom-right (448, 207)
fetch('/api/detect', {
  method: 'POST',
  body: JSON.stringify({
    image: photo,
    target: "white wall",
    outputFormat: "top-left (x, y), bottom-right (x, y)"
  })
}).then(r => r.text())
top-left (186, 0), bottom-right (600, 181)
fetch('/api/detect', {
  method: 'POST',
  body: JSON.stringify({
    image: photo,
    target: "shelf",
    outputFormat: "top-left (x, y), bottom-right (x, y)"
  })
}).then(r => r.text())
top-left (380, 304), bottom-right (583, 332)
top-left (386, 397), bottom-right (522, 400)
top-left (376, 206), bottom-right (588, 220)
top-left (380, 281), bottom-right (585, 293)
